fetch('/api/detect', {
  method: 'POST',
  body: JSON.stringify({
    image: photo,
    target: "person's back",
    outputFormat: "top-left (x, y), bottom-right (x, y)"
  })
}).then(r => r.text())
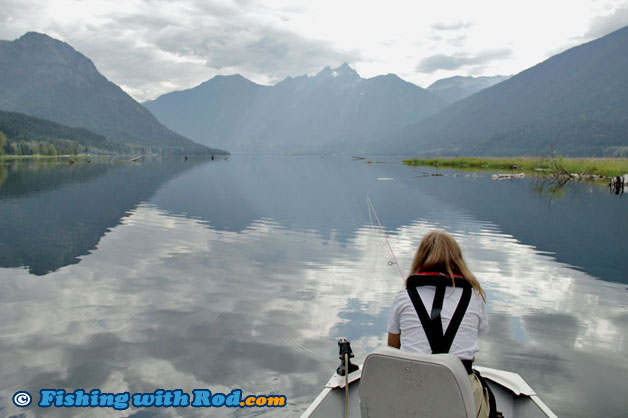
top-left (387, 230), bottom-right (496, 418)
top-left (388, 273), bottom-right (488, 360)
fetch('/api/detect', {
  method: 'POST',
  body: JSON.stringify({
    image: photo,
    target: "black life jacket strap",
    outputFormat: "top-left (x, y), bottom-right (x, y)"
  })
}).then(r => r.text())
top-left (443, 286), bottom-right (472, 353)
top-left (406, 274), bottom-right (473, 354)
top-left (406, 285), bottom-right (441, 354)
top-left (460, 359), bottom-right (474, 375)
top-left (430, 283), bottom-right (446, 351)
top-left (406, 274), bottom-right (472, 290)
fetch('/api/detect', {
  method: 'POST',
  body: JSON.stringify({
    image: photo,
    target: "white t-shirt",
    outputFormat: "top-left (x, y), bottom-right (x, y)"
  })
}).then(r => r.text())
top-left (387, 285), bottom-right (489, 360)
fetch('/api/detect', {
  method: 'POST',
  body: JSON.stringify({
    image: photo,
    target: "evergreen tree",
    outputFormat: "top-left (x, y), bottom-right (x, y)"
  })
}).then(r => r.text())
top-left (46, 143), bottom-right (57, 156)
top-left (0, 131), bottom-right (6, 155)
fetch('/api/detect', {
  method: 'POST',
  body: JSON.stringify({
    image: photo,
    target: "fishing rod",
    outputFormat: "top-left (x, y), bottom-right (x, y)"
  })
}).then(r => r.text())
top-left (366, 194), bottom-right (405, 282)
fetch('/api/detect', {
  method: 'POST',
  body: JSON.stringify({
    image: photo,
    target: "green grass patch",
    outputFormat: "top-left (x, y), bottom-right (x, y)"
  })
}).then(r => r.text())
top-left (403, 156), bottom-right (628, 178)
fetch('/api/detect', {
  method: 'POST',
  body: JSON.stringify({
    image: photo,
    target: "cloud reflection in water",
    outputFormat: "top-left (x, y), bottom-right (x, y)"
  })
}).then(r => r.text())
top-left (0, 199), bottom-right (626, 417)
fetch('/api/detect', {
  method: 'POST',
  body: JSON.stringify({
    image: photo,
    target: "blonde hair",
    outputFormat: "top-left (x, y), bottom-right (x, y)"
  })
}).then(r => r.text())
top-left (408, 230), bottom-right (486, 301)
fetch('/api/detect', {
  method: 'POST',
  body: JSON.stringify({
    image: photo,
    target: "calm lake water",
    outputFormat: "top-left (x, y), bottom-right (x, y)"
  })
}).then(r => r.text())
top-left (1, 156), bottom-right (627, 418)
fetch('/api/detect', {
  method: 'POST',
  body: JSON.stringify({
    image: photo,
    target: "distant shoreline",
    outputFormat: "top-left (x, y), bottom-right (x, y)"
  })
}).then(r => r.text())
top-left (0, 154), bottom-right (125, 162)
top-left (402, 156), bottom-right (628, 179)
top-left (0, 154), bottom-right (94, 159)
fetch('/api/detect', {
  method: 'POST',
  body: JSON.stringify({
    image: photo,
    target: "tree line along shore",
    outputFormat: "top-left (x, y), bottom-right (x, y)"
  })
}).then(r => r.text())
top-left (402, 156), bottom-right (628, 179)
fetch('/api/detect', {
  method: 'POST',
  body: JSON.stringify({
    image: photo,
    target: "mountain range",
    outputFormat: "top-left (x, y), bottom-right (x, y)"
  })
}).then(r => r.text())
top-left (147, 27), bottom-right (628, 157)
top-left (3, 27), bottom-right (627, 157)
top-left (426, 75), bottom-right (511, 103)
top-left (385, 26), bottom-right (628, 157)
top-left (0, 32), bottom-right (226, 155)
top-left (144, 64), bottom-right (447, 154)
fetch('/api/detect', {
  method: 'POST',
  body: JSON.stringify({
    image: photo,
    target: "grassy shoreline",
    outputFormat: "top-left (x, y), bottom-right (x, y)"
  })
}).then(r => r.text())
top-left (403, 156), bottom-right (628, 178)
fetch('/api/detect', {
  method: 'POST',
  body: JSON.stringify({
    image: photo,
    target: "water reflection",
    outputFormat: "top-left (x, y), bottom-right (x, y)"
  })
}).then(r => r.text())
top-left (0, 163), bottom-right (7, 187)
top-left (392, 166), bottom-right (628, 285)
top-left (0, 158), bottom-right (204, 275)
top-left (532, 177), bottom-right (573, 201)
top-left (0, 156), bottom-right (626, 418)
top-left (0, 206), bottom-right (382, 417)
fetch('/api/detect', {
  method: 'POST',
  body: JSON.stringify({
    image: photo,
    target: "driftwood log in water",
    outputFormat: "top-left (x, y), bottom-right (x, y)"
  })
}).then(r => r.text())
top-left (492, 173), bottom-right (525, 180)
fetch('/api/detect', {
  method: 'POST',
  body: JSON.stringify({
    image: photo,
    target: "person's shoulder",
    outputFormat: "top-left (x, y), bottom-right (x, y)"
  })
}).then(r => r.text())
top-left (470, 288), bottom-right (484, 299)
top-left (391, 289), bottom-right (414, 315)
top-left (471, 288), bottom-right (484, 298)
top-left (470, 289), bottom-right (487, 309)
top-left (392, 288), bottom-right (410, 304)
top-left (393, 288), bottom-right (407, 298)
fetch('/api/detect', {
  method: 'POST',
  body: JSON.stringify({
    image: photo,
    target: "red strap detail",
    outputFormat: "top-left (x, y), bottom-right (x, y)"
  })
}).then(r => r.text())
top-left (415, 272), bottom-right (464, 279)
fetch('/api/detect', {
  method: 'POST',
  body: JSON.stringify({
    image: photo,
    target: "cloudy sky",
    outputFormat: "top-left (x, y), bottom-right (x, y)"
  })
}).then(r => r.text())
top-left (1, 0), bottom-right (628, 101)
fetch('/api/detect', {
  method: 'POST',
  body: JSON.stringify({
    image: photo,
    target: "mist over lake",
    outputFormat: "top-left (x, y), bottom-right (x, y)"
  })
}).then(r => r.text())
top-left (1, 156), bottom-right (626, 417)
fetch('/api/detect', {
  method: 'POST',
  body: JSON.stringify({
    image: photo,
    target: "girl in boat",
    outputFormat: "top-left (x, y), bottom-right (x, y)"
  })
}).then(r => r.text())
top-left (387, 230), bottom-right (494, 418)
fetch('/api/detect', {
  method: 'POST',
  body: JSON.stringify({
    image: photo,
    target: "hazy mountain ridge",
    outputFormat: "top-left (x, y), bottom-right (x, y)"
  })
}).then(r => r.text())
top-left (427, 75), bottom-right (511, 103)
top-left (386, 26), bottom-right (628, 157)
top-left (143, 74), bottom-right (271, 152)
top-left (144, 63), bottom-right (447, 153)
top-left (0, 32), bottom-right (227, 155)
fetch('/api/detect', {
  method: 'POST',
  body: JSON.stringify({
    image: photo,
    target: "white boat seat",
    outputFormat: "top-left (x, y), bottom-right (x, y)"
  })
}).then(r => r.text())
top-left (359, 346), bottom-right (476, 418)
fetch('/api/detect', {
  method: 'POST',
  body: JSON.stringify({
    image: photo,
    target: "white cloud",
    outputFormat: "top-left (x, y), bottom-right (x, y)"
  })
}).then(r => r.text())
top-left (585, 6), bottom-right (628, 38)
top-left (416, 49), bottom-right (513, 73)
top-left (1, 0), bottom-right (627, 100)
top-left (431, 21), bottom-right (474, 31)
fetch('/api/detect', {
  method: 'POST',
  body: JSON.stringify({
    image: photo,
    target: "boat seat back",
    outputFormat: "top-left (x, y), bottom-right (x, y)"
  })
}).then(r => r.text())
top-left (359, 347), bottom-right (475, 418)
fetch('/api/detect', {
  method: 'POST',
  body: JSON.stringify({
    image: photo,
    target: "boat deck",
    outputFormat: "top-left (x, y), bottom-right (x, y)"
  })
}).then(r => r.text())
top-left (302, 367), bottom-right (557, 418)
